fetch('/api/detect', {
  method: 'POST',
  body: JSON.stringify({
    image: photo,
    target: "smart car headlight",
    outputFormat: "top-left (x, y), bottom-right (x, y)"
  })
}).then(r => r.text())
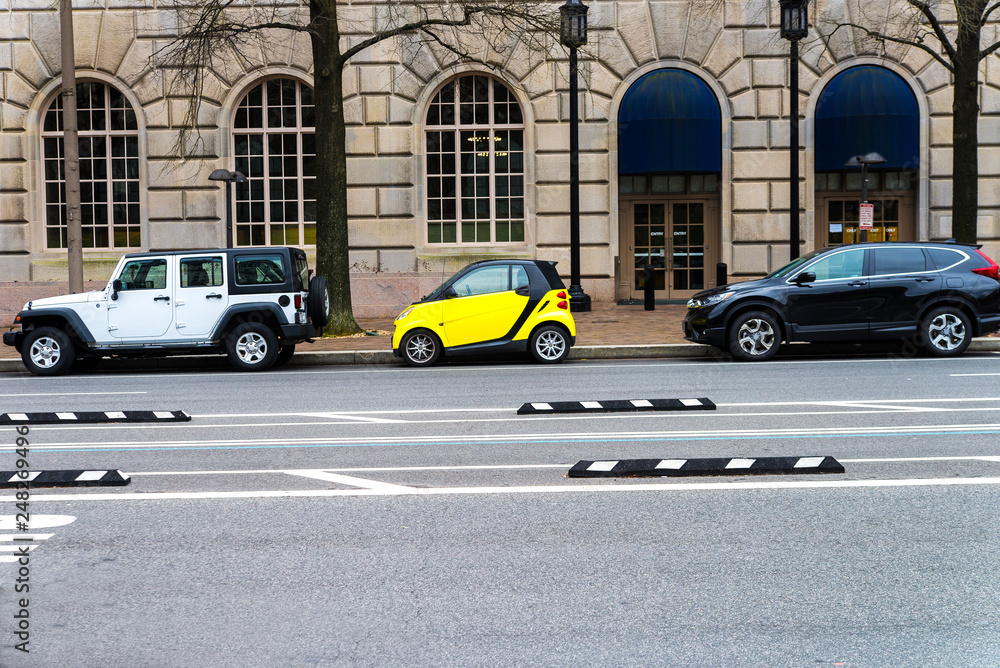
top-left (395, 307), bottom-right (415, 322)
top-left (687, 291), bottom-right (733, 309)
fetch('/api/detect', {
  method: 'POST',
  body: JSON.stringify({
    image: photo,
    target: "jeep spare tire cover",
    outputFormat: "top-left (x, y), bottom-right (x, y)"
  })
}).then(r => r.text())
top-left (308, 275), bottom-right (330, 327)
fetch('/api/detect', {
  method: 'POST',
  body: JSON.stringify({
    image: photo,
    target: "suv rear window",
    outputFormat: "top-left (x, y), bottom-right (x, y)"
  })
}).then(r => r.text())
top-left (928, 247), bottom-right (966, 271)
top-left (235, 254), bottom-right (286, 286)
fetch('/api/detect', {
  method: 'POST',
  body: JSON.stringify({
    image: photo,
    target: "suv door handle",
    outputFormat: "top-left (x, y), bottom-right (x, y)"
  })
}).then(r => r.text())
top-left (206, 293), bottom-right (223, 299)
top-left (154, 295), bottom-right (170, 302)
top-left (914, 277), bottom-right (935, 282)
top-left (847, 281), bottom-right (867, 287)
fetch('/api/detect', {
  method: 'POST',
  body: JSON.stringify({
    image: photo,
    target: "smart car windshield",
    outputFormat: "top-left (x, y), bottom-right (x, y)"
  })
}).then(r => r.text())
top-left (765, 249), bottom-right (825, 279)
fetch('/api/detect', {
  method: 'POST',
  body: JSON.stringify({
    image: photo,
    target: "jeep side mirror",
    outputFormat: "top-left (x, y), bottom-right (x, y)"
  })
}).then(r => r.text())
top-left (794, 272), bottom-right (816, 285)
top-left (444, 286), bottom-right (458, 299)
top-left (111, 279), bottom-right (122, 300)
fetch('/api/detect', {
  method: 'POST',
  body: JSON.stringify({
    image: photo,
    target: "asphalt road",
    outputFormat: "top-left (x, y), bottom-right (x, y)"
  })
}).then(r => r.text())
top-left (2, 351), bottom-right (1000, 666)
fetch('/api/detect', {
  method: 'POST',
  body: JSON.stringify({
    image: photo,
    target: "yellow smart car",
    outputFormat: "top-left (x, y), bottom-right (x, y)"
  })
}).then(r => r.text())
top-left (392, 259), bottom-right (576, 367)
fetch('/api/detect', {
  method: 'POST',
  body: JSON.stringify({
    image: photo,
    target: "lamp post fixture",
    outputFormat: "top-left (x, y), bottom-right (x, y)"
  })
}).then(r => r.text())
top-left (779, 0), bottom-right (808, 260)
top-left (560, 0), bottom-right (591, 312)
top-left (209, 169), bottom-right (247, 249)
top-left (845, 152), bottom-right (886, 243)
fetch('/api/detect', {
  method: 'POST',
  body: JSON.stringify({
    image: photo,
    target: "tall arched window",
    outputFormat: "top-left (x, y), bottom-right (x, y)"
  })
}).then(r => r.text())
top-left (232, 78), bottom-right (316, 246)
top-left (41, 81), bottom-right (140, 249)
top-left (425, 74), bottom-right (525, 245)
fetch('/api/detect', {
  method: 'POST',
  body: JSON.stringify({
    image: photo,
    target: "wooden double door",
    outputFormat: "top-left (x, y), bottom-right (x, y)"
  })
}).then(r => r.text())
top-left (619, 197), bottom-right (720, 300)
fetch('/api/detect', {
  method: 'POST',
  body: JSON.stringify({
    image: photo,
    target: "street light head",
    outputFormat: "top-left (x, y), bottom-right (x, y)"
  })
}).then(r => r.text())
top-left (560, 0), bottom-right (588, 48)
top-left (779, 0), bottom-right (809, 41)
top-left (859, 151), bottom-right (886, 165)
top-left (209, 169), bottom-right (234, 182)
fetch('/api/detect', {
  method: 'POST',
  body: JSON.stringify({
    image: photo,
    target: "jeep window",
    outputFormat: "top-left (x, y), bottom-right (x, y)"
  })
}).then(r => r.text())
top-left (873, 247), bottom-right (927, 275)
top-left (180, 257), bottom-right (224, 288)
top-left (294, 252), bottom-right (310, 291)
top-left (235, 254), bottom-right (285, 285)
top-left (119, 259), bottom-right (167, 290)
top-left (452, 265), bottom-right (510, 296)
top-left (807, 248), bottom-right (865, 281)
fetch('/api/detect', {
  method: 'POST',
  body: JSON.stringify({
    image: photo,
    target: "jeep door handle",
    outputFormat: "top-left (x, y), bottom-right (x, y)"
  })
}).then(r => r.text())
top-left (154, 295), bottom-right (170, 302)
top-left (847, 281), bottom-right (867, 287)
top-left (206, 293), bottom-right (223, 299)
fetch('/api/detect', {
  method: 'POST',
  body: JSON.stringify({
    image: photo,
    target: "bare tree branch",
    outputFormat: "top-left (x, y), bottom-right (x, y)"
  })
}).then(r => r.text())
top-left (904, 0), bottom-right (960, 62)
top-left (826, 21), bottom-right (955, 73)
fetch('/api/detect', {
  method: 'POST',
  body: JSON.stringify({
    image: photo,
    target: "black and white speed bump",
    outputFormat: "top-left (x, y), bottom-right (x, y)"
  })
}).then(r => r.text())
top-left (517, 398), bottom-right (715, 415)
top-left (568, 456), bottom-right (845, 478)
top-left (0, 410), bottom-right (190, 425)
top-left (1, 470), bottom-right (131, 488)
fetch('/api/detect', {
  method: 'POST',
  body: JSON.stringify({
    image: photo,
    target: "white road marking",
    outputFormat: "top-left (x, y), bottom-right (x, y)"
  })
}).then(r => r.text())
top-left (0, 515), bottom-right (76, 530)
top-left (105, 411), bottom-right (127, 419)
top-left (7, 476), bottom-right (1000, 503)
top-left (587, 461), bottom-right (618, 472)
top-left (581, 401), bottom-right (603, 409)
top-left (75, 471), bottom-right (108, 481)
top-left (7, 414), bottom-right (28, 421)
top-left (725, 458), bottom-right (756, 469)
top-left (531, 403), bottom-right (553, 411)
top-left (284, 470), bottom-right (414, 491)
top-left (7, 471), bottom-right (40, 482)
top-left (301, 413), bottom-right (405, 424)
top-left (951, 373), bottom-right (1000, 377)
top-left (0, 392), bottom-right (147, 398)
top-left (795, 457), bottom-right (826, 468)
top-left (0, 544), bottom-right (38, 552)
top-left (56, 412), bottom-right (77, 420)
top-left (680, 399), bottom-right (703, 406)
top-left (655, 459), bottom-right (687, 469)
top-left (132, 464), bottom-right (571, 476)
top-left (630, 400), bottom-right (653, 408)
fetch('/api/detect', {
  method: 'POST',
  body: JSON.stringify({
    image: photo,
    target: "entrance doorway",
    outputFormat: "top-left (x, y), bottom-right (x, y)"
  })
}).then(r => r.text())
top-left (814, 170), bottom-right (916, 247)
top-left (619, 193), bottom-right (719, 300)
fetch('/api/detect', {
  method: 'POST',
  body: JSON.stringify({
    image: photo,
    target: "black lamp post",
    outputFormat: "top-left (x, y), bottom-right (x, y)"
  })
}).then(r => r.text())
top-left (779, 0), bottom-right (808, 260)
top-left (560, 0), bottom-right (591, 312)
top-left (209, 169), bottom-right (247, 248)
top-left (845, 152), bottom-right (886, 242)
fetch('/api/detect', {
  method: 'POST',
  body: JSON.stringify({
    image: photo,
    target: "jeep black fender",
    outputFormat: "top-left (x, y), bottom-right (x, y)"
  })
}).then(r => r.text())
top-left (211, 303), bottom-right (289, 340)
top-left (15, 308), bottom-right (97, 344)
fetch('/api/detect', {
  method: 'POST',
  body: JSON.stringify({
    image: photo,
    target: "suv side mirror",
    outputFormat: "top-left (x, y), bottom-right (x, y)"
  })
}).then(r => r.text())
top-left (111, 279), bottom-right (122, 300)
top-left (443, 286), bottom-right (458, 299)
top-left (794, 272), bottom-right (816, 285)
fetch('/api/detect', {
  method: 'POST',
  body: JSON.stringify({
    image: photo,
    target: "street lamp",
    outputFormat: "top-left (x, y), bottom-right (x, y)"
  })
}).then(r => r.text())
top-left (779, 0), bottom-right (808, 260)
top-left (560, 0), bottom-right (591, 312)
top-left (845, 152), bottom-right (886, 243)
top-left (208, 168), bottom-right (247, 249)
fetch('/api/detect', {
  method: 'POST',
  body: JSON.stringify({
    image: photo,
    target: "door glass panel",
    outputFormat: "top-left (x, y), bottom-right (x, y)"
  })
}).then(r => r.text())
top-left (633, 203), bottom-right (666, 291)
top-left (671, 202), bottom-right (705, 292)
top-left (452, 265), bottom-right (510, 296)
top-left (807, 249), bottom-right (865, 280)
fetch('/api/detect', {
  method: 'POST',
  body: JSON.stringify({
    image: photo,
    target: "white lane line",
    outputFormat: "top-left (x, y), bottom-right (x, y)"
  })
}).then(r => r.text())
top-left (0, 392), bottom-right (147, 397)
top-left (13, 422), bottom-right (1000, 452)
top-left (302, 413), bottom-right (405, 424)
top-left (840, 455), bottom-right (1000, 463)
top-left (132, 464), bottom-right (571, 476)
top-left (8, 476), bottom-right (1000, 503)
top-left (951, 373), bottom-right (1000, 377)
top-left (0, 545), bottom-right (38, 552)
top-left (0, 515), bottom-right (76, 530)
top-left (284, 470), bottom-right (413, 491)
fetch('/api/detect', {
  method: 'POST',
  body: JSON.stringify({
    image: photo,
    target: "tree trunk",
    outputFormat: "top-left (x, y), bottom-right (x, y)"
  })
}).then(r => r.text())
top-left (311, 0), bottom-right (361, 335)
top-left (950, 5), bottom-right (982, 244)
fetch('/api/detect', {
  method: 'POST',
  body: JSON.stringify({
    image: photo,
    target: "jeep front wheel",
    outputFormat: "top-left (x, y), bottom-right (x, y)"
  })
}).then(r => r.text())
top-left (226, 323), bottom-right (279, 371)
top-left (22, 327), bottom-right (75, 376)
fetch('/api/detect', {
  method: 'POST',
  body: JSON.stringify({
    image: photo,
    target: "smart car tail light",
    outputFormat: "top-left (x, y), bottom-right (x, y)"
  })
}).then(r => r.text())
top-left (972, 250), bottom-right (1000, 281)
top-left (557, 301), bottom-right (568, 309)
top-left (557, 291), bottom-right (567, 299)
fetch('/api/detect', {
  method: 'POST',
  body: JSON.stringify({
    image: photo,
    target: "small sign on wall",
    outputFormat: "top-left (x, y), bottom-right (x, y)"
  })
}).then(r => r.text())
top-left (860, 203), bottom-right (874, 230)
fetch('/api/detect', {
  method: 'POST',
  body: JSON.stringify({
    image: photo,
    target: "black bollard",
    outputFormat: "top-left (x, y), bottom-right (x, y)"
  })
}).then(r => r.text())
top-left (716, 262), bottom-right (728, 288)
top-left (643, 264), bottom-right (655, 311)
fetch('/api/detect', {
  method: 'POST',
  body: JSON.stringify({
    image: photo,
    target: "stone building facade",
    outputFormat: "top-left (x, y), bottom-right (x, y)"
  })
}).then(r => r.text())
top-left (1, 0), bottom-right (999, 316)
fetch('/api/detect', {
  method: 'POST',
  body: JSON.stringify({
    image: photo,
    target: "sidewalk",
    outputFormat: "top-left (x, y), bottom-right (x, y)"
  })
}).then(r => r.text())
top-left (2, 302), bottom-right (998, 370)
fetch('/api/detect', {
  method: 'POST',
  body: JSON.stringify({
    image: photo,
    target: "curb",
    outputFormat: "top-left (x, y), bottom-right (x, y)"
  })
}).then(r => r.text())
top-left (2, 470), bottom-right (131, 488)
top-left (1, 338), bottom-right (998, 373)
top-left (568, 456), bottom-right (846, 478)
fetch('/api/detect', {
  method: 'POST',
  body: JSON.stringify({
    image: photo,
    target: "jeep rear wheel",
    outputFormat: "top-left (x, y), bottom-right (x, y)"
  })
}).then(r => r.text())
top-left (22, 327), bottom-right (75, 376)
top-left (226, 323), bottom-right (279, 371)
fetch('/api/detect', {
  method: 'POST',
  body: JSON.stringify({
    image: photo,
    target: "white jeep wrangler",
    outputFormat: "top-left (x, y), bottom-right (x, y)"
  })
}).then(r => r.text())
top-left (3, 247), bottom-right (330, 375)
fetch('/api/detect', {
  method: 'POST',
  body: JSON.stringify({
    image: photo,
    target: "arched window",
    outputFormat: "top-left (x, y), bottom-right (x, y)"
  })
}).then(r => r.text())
top-left (232, 78), bottom-right (316, 247)
top-left (41, 81), bottom-right (140, 249)
top-left (425, 74), bottom-right (525, 244)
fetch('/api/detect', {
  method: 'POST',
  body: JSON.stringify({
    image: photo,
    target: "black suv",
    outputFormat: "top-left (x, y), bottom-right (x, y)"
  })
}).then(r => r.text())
top-left (684, 242), bottom-right (1000, 361)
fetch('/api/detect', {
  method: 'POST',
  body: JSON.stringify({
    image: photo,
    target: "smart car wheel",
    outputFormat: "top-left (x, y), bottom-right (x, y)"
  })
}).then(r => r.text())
top-left (402, 330), bottom-right (441, 367)
top-left (227, 323), bottom-right (279, 371)
top-left (728, 311), bottom-right (781, 362)
top-left (530, 325), bottom-right (570, 364)
top-left (918, 306), bottom-right (972, 357)
top-left (21, 326), bottom-right (75, 376)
